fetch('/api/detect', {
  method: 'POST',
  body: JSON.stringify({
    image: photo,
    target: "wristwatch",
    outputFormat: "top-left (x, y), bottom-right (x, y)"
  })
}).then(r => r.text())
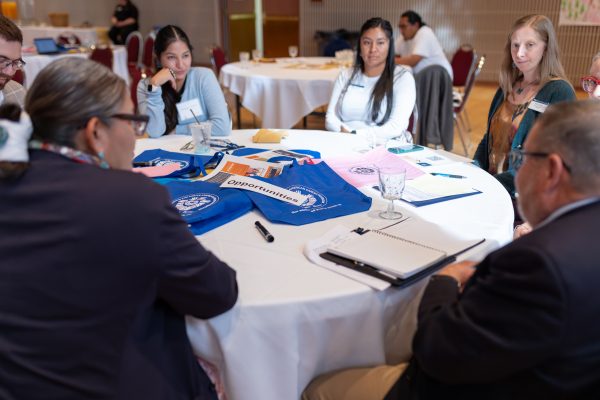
top-left (147, 84), bottom-right (159, 92)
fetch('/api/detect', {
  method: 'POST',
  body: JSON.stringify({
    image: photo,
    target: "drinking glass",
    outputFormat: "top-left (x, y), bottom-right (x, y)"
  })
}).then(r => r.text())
top-left (190, 122), bottom-right (212, 154)
top-left (239, 51), bottom-right (250, 67)
top-left (378, 167), bottom-right (406, 219)
top-left (288, 45), bottom-right (298, 58)
top-left (252, 49), bottom-right (262, 62)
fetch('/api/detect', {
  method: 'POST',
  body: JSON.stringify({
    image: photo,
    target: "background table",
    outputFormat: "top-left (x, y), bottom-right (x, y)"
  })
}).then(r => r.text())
top-left (20, 25), bottom-right (102, 47)
top-left (22, 46), bottom-right (130, 88)
top-left (220, 58), bottom-right (340, 129)
top-left (135, 130), bottom-right (514, 400)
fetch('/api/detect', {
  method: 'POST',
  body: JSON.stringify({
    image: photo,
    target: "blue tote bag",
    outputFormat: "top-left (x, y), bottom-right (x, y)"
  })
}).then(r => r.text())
top-left (165, 180), bottom-right (253, 235)
top-left (245, 162), bottom-right (372, 225)
top-left (134, 149), bottom-right (212, 178)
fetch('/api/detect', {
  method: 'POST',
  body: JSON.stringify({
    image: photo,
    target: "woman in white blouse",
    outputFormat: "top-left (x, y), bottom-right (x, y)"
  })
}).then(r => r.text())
top-left (325, 17), bottom-right (416, 144)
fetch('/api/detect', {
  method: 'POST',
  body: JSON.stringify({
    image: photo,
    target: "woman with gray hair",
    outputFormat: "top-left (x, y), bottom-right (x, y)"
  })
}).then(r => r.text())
top-left (0, 57), bottom-right (237, 399)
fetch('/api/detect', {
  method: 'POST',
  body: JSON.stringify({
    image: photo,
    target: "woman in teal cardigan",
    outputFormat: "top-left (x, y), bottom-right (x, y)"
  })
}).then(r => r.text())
top-left (474, 15), bottom-right (575, 199)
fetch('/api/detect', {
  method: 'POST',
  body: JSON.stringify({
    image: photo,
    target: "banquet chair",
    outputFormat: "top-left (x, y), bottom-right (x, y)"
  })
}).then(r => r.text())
top-left (57, 33), bottom-right (81, 46)
top-left (451, 45), bottom-right (476, 133)
top-left (414, 65), bottom-right (454, 151)
top-left (209, 45), bottom-right (227, 76)
top-left (141, 32), bottom-right (156, 76)
top-left (129, 66), bottom-right (143, 113)
top-left (125, 31), bottom-right (143, 68)
top-left (90, 47), bottom-right (114, 70)
top-left (454, 54), bottom-right (486, 156)
top-left (12, 69), bottom-right (24, 86)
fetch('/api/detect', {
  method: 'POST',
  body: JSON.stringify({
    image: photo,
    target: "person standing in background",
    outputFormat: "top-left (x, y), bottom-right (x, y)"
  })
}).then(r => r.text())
top-left (394, 10), bottom-right (453, 80)
top-left (0, 15), bottom-right (25, 107)
top-left (108, 0), bottom-right (139, 45)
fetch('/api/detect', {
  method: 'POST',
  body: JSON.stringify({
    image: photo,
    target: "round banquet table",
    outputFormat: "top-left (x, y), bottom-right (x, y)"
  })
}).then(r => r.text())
top-left (22, 45), bottom-right (129, 88)
top-left (134, 130), bottom-right (514, 400)
top-left (219, 58), bottom-right (340, 129)
top-left (19, 25), bottom-right (102, 47)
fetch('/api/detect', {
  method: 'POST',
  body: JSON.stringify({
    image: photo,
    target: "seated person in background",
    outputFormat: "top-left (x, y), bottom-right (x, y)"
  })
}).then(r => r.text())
top-left (0, 57), bottom-right (238, 399)
top-left (0, 15), bottom-right (26, 107)
top-left (394, 10), bottom-right (453, 80)
top-left (325, 17), bottom-right (416, 144)
top-left (516, 50), bottom-right (600, 239)
top-left (108, 0), bottom-right (139, 45)
top-left (137, 25), bottom-right (231, 137)
top-left (304, 99), bottom-right (600, 400)
top-left (473, 14), bottom-right (575, 209)
top-left (581, 51), bottom-right (600, 99)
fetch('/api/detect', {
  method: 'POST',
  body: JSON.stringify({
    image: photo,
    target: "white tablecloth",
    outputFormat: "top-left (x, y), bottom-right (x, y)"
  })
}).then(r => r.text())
top-left (20, 25), bottom-right (100, 47)
top-left (22, 46), bottom-right (130, 88)
top-left (135, 131), bottom-right (514, 400)
top-left (220, 58), bottom-right (340, 129)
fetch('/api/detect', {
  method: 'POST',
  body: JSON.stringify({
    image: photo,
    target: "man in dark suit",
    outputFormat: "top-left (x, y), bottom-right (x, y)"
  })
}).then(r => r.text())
top-left (303, 100), bottom-right (600, 399)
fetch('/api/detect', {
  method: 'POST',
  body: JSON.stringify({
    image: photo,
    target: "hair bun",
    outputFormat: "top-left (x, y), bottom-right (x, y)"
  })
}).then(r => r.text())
top-left (0, 111), bottom-right (33, 162)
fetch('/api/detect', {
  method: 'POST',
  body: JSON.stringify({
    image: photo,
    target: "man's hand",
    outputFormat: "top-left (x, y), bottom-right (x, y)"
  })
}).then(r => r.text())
top-left (436, 260), bottom-right (477, 289)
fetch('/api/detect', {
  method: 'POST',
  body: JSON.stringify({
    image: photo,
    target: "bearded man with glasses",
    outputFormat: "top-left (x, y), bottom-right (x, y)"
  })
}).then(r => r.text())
top-left (0, 15), bottom-right (25, 107)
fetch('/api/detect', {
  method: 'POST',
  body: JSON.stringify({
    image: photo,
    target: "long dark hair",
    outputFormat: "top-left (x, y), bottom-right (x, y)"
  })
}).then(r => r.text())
top-left (154, 25), bottom-right (193, 134)
top-left (337, 17), bottom-right (396, 125)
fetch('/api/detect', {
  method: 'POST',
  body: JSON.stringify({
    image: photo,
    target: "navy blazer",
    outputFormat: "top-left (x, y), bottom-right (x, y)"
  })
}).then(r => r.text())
top-left (0, 150), bottom-right (238, 399)
top-left (387, 200), bottom-right (600, 399)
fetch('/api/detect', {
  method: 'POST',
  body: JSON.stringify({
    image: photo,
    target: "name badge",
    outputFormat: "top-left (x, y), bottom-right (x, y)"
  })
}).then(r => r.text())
top-left (176, 98), bottom-right (203, 122)
top-left (528, 99), bottom-right (548, 113)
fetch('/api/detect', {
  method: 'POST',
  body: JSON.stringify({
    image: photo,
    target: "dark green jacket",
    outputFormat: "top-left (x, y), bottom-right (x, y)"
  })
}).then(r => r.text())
top-left (473, 79), bottom-right (575, 197)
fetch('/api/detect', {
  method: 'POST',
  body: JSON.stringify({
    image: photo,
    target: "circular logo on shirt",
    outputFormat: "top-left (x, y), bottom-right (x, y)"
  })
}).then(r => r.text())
top-left (151, 158), bottom-right (189, 169)
top-left (348, 165), bottom-right (377, 175)
top-left (287, 185), bottom-right (327, 208)
top-left (173, 193), bottom-right (218, 216)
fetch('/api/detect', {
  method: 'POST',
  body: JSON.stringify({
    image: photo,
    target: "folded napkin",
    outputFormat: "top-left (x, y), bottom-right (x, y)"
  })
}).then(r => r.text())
top-left (252, 129), bottom-right (288, 143)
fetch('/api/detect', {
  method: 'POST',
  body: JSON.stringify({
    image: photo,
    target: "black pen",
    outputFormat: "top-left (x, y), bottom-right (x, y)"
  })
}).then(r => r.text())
top-left (255, 221), bottom-right (274, 242)
top-left (430, 172), bottom-right (466, 179)
top-left (132, 161), bottom-right (155, 167)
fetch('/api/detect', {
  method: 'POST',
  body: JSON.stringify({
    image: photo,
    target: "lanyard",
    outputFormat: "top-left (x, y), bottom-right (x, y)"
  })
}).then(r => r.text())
top-left (28, 140), bottom-right (107, 168)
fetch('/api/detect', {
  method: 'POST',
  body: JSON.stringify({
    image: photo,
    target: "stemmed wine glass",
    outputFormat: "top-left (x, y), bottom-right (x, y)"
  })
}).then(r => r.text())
top-left (288, 45), bottom-right (298, 58)
top-left (378, 167), bottom-right (406, 219)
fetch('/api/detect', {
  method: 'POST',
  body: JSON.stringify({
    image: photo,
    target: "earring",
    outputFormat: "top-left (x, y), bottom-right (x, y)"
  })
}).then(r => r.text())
top-left (512, 62), bottom-right (517, 69)
top-left (97, 151), bottom-right (110, 169)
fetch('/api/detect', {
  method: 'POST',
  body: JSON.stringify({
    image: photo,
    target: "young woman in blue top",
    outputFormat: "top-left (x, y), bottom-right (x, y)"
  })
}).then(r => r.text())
top-left (137, 25), bottom-right (231, 137)
top-left (474, 15), bottom-right (575, 200)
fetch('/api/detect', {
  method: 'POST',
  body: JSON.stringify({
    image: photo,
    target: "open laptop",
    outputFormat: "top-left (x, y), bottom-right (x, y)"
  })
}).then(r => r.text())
top-left (33, 37), bottom-right (62, 55)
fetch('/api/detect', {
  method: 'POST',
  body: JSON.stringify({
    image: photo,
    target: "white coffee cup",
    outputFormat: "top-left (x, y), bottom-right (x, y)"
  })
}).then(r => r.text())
top-left (190, 122), bottom-right (212, 154)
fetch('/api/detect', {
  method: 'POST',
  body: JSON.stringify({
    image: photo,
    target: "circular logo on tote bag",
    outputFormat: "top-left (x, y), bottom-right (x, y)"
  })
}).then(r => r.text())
top-left (348, 165), bottom-right (377, 175)
top-left (173, 193), bottom-right (218, 216)
top-left (287, 185), bottom-right (327, 208)
top-left (152, 158), bottom-right (190, 169)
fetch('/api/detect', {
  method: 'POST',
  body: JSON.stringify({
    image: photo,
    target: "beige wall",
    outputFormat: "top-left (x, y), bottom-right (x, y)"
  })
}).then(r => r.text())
top-left (29, 0), bottom-right (220, 64)
top-left (300, 0), bottom-right (600, 84)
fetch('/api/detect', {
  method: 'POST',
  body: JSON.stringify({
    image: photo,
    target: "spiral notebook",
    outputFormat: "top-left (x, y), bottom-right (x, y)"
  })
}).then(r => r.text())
top-left (326, 229), bottom-right (449, 279)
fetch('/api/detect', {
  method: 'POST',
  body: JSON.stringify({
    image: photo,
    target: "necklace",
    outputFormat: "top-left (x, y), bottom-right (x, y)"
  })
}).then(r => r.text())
top-left (515, 79), bottom-right (538, 95)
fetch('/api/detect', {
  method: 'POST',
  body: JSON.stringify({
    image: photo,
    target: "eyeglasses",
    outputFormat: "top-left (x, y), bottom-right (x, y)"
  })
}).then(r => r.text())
top-left (509, 148), bottom-right (571, 173)
top-left (111, 113), bottom-right (150, 136)
top-left (0, 57), bottom-right (25, 71)
top-left (581, 75), bottom-right (600, 94)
